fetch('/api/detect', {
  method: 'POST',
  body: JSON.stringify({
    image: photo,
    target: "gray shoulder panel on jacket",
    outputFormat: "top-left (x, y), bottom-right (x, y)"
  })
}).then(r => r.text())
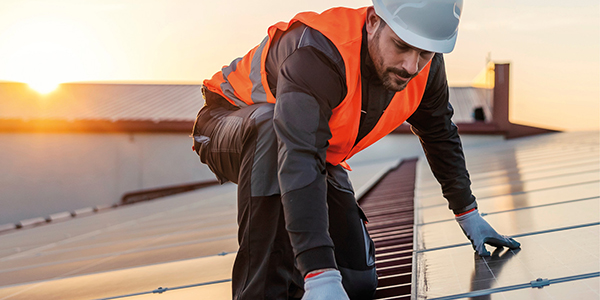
top-left (296, 27), bottom-right (345, 76)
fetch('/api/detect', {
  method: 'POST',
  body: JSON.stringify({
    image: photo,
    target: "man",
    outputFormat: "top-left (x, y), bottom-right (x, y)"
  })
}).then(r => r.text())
top-left (192, 1), bottom-right (521, 299)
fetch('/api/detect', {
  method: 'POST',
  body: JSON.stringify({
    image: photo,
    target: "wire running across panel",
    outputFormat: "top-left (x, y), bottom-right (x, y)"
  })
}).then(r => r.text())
top-left (413, 131), bottom-right (600, 300)
top-left (475, 276), bottom-right (600, 300)
top-left (417, 198), bottom-right (599, 251)
top-left (416, 181), bottom-right (599, 225)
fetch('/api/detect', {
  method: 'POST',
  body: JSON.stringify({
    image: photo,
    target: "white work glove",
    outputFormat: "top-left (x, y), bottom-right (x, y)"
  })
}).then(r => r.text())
top-left (302, 269), bottom-right (350, 300)
top-left (455, 209), bottom-right (521, 257)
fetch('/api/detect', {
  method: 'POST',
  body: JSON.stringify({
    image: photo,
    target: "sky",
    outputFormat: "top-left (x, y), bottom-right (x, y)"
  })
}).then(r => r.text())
top-left (0, 0), bottom-right (598, 130)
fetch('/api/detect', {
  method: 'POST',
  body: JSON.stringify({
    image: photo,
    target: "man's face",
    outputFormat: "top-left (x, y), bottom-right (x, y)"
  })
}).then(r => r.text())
top-left (368, 17), bottom-right (435, 92)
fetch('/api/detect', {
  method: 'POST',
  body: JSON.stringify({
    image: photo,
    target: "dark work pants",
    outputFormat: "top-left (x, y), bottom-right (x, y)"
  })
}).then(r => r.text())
top-left (192, 102), bottom-right (377, 300)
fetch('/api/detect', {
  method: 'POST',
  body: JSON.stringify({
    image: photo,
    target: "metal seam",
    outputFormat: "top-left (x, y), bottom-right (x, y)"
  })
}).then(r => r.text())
top-left (416, 196), bottom-right (599, 225)
top-left (426, 272), bottom-right (600, 300)
top-left (94, 279), bottom-right (233, 300)
top-left (418, 180), bottom-right (600, 209)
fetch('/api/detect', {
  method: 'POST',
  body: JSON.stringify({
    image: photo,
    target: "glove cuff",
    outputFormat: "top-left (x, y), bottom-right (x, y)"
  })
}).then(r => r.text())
top-left (305, 268), bottom-right (337, 280)
top-left (297, 247), bottom-right (337, 277)
top-left (304, 269), bottom-right (343, 285)
top-left (452, 200), bottom-right (478, 215)
top-left (455, 208), bottom-right (480, 222)
top-left (455, 207), bottom-right (477, 217)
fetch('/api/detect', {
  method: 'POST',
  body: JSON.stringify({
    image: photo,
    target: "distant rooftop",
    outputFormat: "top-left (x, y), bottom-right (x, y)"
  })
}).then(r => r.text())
top-left (449, 86), bottom-right (493, 123)
top-left (0, 82), bottom-right (204, 122)
top-left (0, 82), bottom-right (202, 126)
top-left (0, 81), bottom-right (491, 132)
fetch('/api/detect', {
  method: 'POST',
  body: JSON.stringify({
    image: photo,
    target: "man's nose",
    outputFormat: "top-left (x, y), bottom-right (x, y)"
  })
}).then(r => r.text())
top-left (401, 50), bottom-right (420, 76)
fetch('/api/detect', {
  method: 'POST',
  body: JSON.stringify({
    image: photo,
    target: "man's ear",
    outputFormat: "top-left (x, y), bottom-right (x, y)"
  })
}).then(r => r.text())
top-left (365, 7), bottom-right (381, 36)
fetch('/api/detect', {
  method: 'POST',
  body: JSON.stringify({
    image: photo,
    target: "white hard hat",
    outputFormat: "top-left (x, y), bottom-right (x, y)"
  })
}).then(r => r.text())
top-left (372, 0), bottom-right (463, 53)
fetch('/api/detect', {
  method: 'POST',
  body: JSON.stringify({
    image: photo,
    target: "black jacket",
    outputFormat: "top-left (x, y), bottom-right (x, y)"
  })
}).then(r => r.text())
top-left (265, 23), bottom-right (476, 273)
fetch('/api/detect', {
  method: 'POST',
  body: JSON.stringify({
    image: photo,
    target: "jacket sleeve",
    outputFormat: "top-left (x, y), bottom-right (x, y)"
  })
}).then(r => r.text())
top-left (407, 53), bottom-right (477, 214)
top-left (272, 46), bottom-right (347, 276)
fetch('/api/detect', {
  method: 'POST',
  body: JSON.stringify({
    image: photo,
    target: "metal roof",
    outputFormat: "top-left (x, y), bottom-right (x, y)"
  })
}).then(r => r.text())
top-left (448, 87), bottom-right (493, 123)
top-left (0, 82), bottom-right (203, 122)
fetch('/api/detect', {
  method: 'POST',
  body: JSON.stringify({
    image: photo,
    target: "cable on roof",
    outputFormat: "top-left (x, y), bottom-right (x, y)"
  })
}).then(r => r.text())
top-left (427, 272), bottom-right (600, 300)
top-left (94, 279), bottom-right (232, 300)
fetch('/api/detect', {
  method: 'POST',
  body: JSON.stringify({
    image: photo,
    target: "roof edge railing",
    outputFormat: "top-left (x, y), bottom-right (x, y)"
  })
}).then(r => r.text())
top-left (0, 179), bottom-right (221, 235)
top-left (121, 179), bottom-right (220, 205)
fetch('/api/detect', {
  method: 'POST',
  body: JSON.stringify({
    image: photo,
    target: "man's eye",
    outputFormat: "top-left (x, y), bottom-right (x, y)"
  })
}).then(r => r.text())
top-left (395, 43), bottom-right (408, 50)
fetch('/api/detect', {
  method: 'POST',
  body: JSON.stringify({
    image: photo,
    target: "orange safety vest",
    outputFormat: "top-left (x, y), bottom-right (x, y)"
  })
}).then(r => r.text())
top-left (203, 7), bottom-right (430, 169)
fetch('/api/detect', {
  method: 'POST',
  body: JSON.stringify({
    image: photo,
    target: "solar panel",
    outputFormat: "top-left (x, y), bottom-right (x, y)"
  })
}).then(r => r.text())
top-left (413, 131), bottom-right (600, 299)
top-left (416, 226), bottom-right (599, 298)
top-left (0, 184), bottom-right (239, 299)
top-left (0, 254), bottom-right (235, 300)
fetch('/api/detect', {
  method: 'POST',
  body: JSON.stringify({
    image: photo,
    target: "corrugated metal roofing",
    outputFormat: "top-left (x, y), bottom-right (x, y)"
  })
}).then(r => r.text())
top-left (359, 158), bottom-right (418, 300)
top-left (0, 82), bottom-right (490, 124)
top-left (449, 87), bottom-right (493, 123)
top-left (0, 82), bottom-right (203, 122)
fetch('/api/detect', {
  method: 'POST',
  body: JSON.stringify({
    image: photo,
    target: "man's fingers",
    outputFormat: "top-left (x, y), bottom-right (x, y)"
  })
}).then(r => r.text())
top-left (455, 209), bottom-right (522, 257)
top-left (505, 237), bottom-right (521, 249)
top-left (484, 236), bottom-right (521, 249)
top-left (476, 243), bottom-right (491, 257)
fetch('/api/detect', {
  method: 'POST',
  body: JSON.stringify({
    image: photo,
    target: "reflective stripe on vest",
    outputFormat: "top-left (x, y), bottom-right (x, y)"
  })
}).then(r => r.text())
top-left (204, 35), bottom-right (273, 107)
top-left (203, 7), bottom-right (430, 167)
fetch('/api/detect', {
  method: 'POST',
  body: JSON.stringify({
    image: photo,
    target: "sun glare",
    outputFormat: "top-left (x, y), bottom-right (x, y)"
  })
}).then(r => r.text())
top-left (28, 81), bottom-right (59, 94)
top-left (0, 17), bottom-right (103, 92)
top-left (16, 40), bottom-right (71, 94)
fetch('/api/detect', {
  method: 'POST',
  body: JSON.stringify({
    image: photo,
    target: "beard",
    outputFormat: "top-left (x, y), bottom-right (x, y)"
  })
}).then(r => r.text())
top-left (369, 29), bottom-right (417, 92)
top-left (380, 67), bottom-right (415, 91)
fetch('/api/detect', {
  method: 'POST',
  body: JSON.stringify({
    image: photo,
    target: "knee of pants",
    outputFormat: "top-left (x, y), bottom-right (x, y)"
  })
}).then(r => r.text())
top-left (249, 103), bottom-right (275, 136)
top-left (246, 104), bottom-right (281, 197)
top-left (339, 266), bottom-right (378, 299)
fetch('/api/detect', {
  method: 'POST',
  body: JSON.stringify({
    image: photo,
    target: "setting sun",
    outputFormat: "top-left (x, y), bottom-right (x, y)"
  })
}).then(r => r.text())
top-left (27, 81), bottom-right (59, 94)
top-left (0, 14), bottom-right (106, 94)
top-left (17, 40), bottom-right (71, 94)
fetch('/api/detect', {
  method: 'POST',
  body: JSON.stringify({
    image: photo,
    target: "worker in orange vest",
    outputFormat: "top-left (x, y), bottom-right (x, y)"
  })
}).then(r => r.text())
top-left (192, 1), bottom-right (520, 299)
